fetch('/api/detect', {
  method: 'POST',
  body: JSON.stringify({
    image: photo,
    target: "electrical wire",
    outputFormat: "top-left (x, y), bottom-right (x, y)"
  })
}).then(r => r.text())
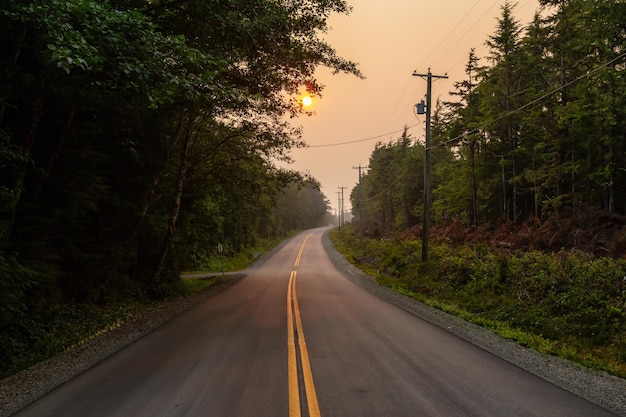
top-left (376, 77), bottom-right (415, 137)
top-left (321, 5), bottom-right (622, 209)
top-left (443, 0), bottom-right (538, 77)
top-left (418, 0), bottom-right (482, 68)
top-left (416, 0), bottom-right (483, 71)
top-left (306, 124), bottom-right (420, 148)
top-left (377, 0), bottom-right (484, 149)
top-left (330, 1), bottom-right (521, 157)
top-left (431, 0), bottom-right (501, 69)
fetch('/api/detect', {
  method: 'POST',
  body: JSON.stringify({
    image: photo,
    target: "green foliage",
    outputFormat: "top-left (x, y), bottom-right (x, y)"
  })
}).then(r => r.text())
top-left (0, 301), bottom-right (139, 379)
top-left (331, 230), bottom-right (626, 378)
top-left (354, 128), bottom-right (427, 236)
top-left (0, 276), bottom-right (222, 379)
top-left (0, 0), bottom-right (357, 377)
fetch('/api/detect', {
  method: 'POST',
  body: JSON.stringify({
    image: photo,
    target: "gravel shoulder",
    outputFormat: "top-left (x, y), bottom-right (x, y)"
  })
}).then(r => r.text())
top-left (2, 230), bottom-right (624, 416)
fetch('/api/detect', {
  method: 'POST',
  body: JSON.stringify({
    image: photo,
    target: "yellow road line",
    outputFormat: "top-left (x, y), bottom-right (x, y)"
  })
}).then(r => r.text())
top-left (287, 271), bottom-right (301, 417)
top-left (292, 272), bottom-right (321, 417)
top-left (294, 234), bottom-right (312, 267)
top-left (287, 233), bottom-right (321, 417)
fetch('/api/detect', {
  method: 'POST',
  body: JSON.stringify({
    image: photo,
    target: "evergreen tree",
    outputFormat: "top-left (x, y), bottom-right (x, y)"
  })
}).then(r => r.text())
top-left (479, 1), bottom-right (524, 220)
top-left (441, 49), bottom-right (484, 225)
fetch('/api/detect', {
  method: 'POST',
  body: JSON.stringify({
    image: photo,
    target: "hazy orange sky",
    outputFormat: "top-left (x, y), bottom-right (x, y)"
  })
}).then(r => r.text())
top-left (284, 0), bottom-right (542, 214)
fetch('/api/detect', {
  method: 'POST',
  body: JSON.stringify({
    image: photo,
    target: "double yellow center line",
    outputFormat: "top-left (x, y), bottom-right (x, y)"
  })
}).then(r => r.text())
top-left (287, 234), bottom-right (321, 417)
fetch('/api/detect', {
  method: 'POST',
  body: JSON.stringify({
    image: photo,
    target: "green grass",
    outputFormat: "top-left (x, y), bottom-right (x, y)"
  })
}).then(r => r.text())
top-left (185, 233), bottom-right (295, 274)
top-left (181, 276), bottom-right (220, 293)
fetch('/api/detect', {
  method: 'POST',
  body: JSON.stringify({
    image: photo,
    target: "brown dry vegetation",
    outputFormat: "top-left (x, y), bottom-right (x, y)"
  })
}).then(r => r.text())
top-left (399, 208), bottom-right (626, 259)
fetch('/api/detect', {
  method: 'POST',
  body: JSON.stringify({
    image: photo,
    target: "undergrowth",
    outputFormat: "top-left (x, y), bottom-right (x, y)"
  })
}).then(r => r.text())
top-left (330, 225), bottom-right (626, 379)
top-left (0, 278), bottom-right (222, 379)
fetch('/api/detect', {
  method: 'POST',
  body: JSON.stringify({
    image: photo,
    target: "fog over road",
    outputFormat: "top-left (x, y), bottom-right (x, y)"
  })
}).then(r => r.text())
top-left (14, 228), bottom-right (618, 417)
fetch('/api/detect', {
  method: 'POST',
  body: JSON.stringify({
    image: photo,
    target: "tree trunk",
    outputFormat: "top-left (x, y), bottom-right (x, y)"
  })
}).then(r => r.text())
top-left (608, 143), bottom-right (614, 212)
top-left (153, 115), bottom-right (195, 283)
top-left (510, 125), bottom-right (518, 221)
top-left (33, 106), bottom-right (76, 199)
top-left (532, 148), bottom-right (539, 218)
top-left (128, 109), bottom-right (186, 243)
top-left (556, 2), bottom-right (569, 205)
top-left (4, 99), bottom-right (45, 241)
top-left (469, 138), bottom-right (477, 226)
top-left (501, 151), bottom-right (508, 218)
top-left (1, 25), bottom-right (28, 125)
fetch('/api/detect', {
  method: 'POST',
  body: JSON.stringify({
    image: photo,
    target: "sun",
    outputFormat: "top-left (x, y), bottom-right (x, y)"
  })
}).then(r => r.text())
top-left (301, 95), bottom-right (313, 108)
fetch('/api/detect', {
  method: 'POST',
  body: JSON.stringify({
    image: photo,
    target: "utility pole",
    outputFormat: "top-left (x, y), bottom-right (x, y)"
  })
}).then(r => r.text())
top-left (336, 191), bottom-right (342, 229)
top-left (352, 164), bottom-right (367, 242)
top-left (338, 186), bottom-right (347, 230)
top-left (413, 68), bottom-right (448, 262)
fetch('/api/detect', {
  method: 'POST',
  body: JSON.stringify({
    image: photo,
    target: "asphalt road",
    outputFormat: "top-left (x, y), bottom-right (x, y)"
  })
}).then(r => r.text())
top-left (14, 228), bottom-right (618, 417)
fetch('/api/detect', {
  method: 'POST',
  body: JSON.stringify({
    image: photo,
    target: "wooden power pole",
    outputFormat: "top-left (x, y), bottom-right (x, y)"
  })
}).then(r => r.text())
top-left (413, 68), bottom-right (448, 262)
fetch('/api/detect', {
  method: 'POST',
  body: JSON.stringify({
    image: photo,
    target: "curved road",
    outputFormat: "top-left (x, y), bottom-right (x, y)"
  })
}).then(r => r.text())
top-left (14, 228), bottom-right (617, 416)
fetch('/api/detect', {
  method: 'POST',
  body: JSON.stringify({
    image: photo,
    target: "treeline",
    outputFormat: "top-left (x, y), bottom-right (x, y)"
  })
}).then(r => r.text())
top-left (275, 178), bottom-right (334, 233)
top-left (352, 0), bottom-right (626, 235)
top-left (0, 0), bottom-right (358, 331)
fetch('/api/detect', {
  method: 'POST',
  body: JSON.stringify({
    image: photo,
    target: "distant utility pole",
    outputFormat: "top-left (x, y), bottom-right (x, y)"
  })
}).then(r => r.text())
top-left (336, 191), bottom-right (342, 229)
top-left (352, 164), bottom-right (367, 242)
top-left (338, 186), bottom-right (347, 230)
top-left (413, 68), bottom-right (448, 262)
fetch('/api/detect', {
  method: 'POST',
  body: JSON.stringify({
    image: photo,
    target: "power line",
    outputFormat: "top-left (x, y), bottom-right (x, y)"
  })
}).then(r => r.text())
top-left (444, 0), bottom-right (539, 77)
top-left (380, 1), bottom-right (484, 145)
top-left (334, 2), bottom-right (522, 156)
top-left (377, 76), bottom-right (415, 136)
top-left (417, 0), bottom-right (483, 70)
top-left (305, 124), bottom-right (420, 148)
top-left (431, 0), bottom-right (501, 69)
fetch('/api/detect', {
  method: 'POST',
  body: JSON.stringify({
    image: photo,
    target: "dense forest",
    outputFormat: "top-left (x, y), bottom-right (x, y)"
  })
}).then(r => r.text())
top-left (351, 0), bottom-right (626, 248)
top-left (0, 0), bottom-right (360, 364)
